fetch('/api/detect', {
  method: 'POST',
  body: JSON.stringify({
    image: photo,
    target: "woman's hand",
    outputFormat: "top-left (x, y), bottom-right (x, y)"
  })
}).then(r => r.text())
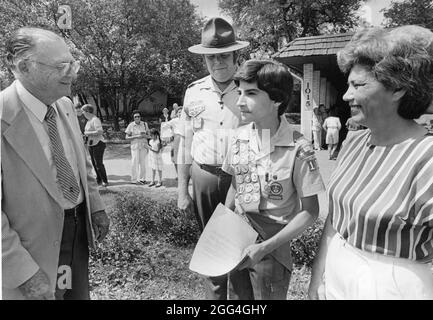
top-left (307, 273), bottom-right (326, 300)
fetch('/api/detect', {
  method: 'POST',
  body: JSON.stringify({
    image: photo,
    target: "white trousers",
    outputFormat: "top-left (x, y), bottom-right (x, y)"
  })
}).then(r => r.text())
top-left (131, 147), bottom-right (147, 181)
top-left (312, 129), bottom-right (321, 149)
top-left (324, 234), bottom-right (433, 300)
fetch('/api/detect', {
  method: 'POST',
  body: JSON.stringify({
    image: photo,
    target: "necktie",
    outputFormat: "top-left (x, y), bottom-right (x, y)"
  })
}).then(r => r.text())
top-left (45, 105), bottom-right (80, 204)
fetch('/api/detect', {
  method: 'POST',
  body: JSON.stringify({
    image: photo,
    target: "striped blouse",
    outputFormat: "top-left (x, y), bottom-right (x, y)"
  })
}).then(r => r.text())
top-left (328, 129), bottom-right (433, 261)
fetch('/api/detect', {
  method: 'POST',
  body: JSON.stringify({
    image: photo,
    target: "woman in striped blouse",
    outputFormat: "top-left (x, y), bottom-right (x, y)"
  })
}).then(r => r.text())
top-left (308, 25), bottom-right (433, 300)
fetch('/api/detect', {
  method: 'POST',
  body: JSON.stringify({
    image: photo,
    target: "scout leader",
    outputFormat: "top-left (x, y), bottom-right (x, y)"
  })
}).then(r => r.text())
top-left (221, 60), bottom-right (325, 300)
top-left (176, 17), bottom-right (249, 299)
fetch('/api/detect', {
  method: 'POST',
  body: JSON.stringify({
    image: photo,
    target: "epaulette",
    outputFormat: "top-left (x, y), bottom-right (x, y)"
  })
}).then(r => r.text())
top-left (187, 77), bottom-right (207, 89)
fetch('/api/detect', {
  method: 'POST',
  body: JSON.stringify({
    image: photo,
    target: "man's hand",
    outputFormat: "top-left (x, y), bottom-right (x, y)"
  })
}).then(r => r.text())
top-left (18, 268), bottom-right (53, 300)
top-left (177, 192), bottom-right (194, 216)
top-left (91, 210), bottom-right (110, 242)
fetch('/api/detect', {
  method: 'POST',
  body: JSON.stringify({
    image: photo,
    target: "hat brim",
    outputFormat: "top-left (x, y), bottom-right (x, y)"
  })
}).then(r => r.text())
top-left (188, 41), bottom-right (250, 54)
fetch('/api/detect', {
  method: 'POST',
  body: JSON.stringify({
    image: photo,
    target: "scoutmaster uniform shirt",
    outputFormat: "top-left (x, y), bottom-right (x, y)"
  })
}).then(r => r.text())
top-left (222, 116), bottom-right (325, 269)
top-left (177, 75), bottom-right (241, 166)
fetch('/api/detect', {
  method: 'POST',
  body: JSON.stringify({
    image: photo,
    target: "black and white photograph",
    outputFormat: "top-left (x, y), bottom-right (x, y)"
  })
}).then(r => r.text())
top-left (1, 0), bottom-right (433, 306)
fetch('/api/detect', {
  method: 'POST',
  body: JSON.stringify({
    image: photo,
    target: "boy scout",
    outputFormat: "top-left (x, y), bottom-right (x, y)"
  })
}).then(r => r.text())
top-left (177, 18), bottom-right (249, 299)
top-left (222, 60), bottom-right (325, 300)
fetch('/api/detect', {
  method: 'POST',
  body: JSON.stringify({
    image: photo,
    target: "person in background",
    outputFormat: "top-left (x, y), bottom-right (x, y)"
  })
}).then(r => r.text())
top-left (82, 104), bottom-right (108, 187)
top-left (222, 59), bottom-right (324, 300)
top-left (312, 104), bottom-right (323, 150)
top-left (162, 107), bottom-right (169, 122)
top-left (176, 17), bottom-right (249, 299)
top-left (2, 27), bottom-right (109, 300)
top-left (322, 109), bottom-right (341, 160)
top-left (308, 25), bottom-right (433, 300)
top-left (170, 103), bottom-right (180, 120)
top-left (166, 107), bottom-right (183, 178)
top-left (319, 104), bottom-right (328, 149)
top-left (75, 103), bottom-right (87, 140)
top-left (148, 128), bottom-right (163, 187)
top-left (125, 110), bottom-right (150, 185)
top-left (345, 116), bottom-right (364, 140)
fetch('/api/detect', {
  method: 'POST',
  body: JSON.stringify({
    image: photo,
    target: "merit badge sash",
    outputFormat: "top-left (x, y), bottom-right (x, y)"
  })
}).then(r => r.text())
top-left (232, 138), bottom-right (260, 214)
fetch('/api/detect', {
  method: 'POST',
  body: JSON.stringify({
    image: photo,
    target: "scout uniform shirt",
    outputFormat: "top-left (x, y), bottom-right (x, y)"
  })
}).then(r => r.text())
top-left (177, 75), bottom-right (241, 165)
top-left (125, 121), bottom-right (149, 150)
top-left (222, 116), bottom-right (325, 270)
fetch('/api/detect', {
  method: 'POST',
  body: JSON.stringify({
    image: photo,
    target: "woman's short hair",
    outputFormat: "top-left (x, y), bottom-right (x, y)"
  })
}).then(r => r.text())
top-left (81, 104), bottom-right (94, 114)
top-left (337, 25), bottom-right (433, 119)
top-left (233, 59), bottom-right (294, 117)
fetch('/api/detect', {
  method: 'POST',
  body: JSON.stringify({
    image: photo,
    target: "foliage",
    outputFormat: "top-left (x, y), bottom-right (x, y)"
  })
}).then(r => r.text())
top-left (291, 218), bottom-right (323, 268)
top-left (382, 0), bottom-right (433, 30)
top-left (218, 0), bottom-right (363, 58)
top-left (89, 188), bottom-right (322, 299)
top-left (0, 0), bottom-right (206, 128)
top-left (92, 191), bottom-right (200, 264)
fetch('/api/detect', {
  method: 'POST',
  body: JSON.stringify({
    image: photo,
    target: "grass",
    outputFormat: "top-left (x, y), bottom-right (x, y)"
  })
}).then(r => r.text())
top-left (89, 188), bottom-right (312, 300)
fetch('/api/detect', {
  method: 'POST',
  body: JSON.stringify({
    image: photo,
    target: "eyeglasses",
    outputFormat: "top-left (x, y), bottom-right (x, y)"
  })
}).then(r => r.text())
top-left (134, 116), bottom-right (141, 118)
top-left (26, 59), bottom-right (80, 75)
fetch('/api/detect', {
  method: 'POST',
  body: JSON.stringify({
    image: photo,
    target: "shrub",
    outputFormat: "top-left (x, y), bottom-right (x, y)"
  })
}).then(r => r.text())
top-left (291, 219), bottom-right (323, 268)
top-left (93, 190), bottom-right (323, 268)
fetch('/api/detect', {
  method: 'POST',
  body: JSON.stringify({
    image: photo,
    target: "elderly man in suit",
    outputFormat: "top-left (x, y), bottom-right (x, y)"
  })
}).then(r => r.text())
top-left (1, 27), bottom-right (109, 300)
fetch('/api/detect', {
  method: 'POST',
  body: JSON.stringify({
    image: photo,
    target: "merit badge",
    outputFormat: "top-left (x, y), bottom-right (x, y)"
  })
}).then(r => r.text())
top-left (245, 183), bottom-right (254, 193)
top-left (241, 165), bottom-right (249, 174)
top-left (248, 152), bottom-right (255, 162)
top-left (240, 143), bottom-right (248, 153)
top-left (237, 194), bottom-right (244, 204)
top-left (236, 174), bottom-right (244, 184)
top-left (232, 155), bottom-right (240, 165)
top-left (253, 183), bottom-right (260, 193)
top-left (234, 165), bottom-right (242, 175)
top-left (240, 156), bottom-right (248, 164)
top-left (268, 181), bottom-right (283, 200)
top-left (238, 184), bottom-right (245, 194)
top-left (251, 172), bottom-right (258, 182)
top-left (244, 174), bottom-right (251, 183)
top-left (244, 193), bottom-right (252, 203)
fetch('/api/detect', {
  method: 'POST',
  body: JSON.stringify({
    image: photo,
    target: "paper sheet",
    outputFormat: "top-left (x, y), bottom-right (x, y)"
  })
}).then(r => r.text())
top-left (189, 203), bottom-right (258, 277)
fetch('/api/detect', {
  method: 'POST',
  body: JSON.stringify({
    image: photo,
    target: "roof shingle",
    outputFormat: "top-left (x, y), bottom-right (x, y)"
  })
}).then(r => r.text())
top-left (274, 32), bottom-right (354, 58)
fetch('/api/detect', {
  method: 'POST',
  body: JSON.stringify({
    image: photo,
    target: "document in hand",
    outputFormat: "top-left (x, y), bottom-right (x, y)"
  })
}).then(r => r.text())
top-left (189, 203), bottom-right (258, 277)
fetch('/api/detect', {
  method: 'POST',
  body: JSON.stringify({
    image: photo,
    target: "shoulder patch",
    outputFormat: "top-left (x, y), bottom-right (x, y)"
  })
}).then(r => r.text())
top-left (296, 140), bottom-right (318, 171)
top-left (293, 130), bottom-right (303, 142)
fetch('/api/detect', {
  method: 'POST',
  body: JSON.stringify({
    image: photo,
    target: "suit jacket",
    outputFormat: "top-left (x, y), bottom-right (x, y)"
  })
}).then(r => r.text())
top-left (1, 81), bottom-right (105, 299)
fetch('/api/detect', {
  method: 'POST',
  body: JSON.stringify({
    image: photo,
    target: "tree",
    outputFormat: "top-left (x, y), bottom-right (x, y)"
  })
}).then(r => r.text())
top-left (0, 0), bottom-right (205, 130)
top-left (382, 0), bottom-right (433, 30)
top-left (218, 0), bottom-right (363, 57)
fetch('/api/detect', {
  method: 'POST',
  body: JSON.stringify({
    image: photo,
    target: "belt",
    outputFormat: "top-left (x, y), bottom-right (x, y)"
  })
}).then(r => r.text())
top-left (64, 201), bottom-right (85, 218)
top-left (196, 162), bottom-right (230, 176)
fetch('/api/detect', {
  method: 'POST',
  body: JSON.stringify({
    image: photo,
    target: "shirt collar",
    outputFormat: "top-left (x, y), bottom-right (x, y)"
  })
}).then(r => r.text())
top-left (202, 75), bottom-right (237, 95)
top-left (237, 116), bottom-right (295, 159)
top-left (273, 116), bottom-right (295, 147)
top-left (16, 79), bottom-right (58, 122)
